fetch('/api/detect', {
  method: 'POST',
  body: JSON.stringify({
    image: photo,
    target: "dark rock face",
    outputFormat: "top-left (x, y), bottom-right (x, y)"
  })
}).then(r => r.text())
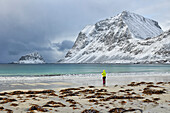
top-left (17, 52), bottom-right (45, 64)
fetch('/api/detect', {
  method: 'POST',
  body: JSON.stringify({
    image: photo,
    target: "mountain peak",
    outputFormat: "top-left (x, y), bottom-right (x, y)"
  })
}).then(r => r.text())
top-left (59, 11), bottom-right (166, 63)
top-left (118, 11), bottom-right (163, 39)
top-left (121, 10), bottom-right (130, 15)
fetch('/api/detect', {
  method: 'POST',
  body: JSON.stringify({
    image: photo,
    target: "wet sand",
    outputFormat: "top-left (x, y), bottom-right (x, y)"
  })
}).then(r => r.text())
top-left (0, 73), bottom-right (170, 92)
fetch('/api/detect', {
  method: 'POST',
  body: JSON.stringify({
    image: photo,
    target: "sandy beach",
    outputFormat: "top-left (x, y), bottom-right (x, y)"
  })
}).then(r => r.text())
top-left (0, 74), bottom-right (170, 113)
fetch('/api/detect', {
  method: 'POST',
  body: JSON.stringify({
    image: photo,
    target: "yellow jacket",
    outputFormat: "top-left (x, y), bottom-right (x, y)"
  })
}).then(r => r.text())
top-left (102, 70), bottom-right (106, 77)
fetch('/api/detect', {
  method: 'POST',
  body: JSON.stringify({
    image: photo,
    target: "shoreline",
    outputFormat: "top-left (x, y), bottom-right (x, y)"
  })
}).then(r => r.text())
top-left (0, 73), bottom-right (170, 92)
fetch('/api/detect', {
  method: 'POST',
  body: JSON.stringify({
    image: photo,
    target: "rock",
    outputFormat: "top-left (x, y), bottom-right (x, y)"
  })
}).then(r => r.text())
top-left (16, 52), bottom-right (45, 64)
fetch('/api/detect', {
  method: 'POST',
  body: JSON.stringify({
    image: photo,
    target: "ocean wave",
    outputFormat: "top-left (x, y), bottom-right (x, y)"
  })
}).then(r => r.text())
top-left (0, 72), bottom-right (170, 82)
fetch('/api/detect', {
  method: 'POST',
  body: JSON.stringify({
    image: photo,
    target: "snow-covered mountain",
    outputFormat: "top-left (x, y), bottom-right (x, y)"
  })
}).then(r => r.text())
top-left (59, 11), bottom-right (170, 64)
top-left (16, 52), bottom-right (45, 64)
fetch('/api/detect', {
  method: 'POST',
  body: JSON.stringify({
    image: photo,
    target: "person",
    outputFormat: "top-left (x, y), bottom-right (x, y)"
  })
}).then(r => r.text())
top-left (102, 70), bottom-right (106, 86)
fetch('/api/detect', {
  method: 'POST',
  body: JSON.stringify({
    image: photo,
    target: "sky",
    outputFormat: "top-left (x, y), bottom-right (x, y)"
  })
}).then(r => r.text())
top-left (0, 0), bottom-right (170, 63)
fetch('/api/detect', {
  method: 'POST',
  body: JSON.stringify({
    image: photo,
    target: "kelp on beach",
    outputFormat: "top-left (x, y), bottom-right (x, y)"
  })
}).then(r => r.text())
top-left (0, 82), bottom-right (170, 113)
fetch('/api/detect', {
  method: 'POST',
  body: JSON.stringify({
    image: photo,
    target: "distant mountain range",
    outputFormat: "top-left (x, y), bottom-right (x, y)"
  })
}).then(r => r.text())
top-left (59, 11), bottom-right (170, 64)
top-left (13, 52), bottom-right (45, 64)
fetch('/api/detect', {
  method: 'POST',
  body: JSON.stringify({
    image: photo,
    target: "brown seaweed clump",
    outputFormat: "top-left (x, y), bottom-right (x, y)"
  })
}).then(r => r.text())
top-left (88, 86), bottom-right (95, 88)
top-left (43, 101), bottom-right (66, 108)
top-left (0, 107), bottom-right (4, 111)
top-left (10, 103), bottom-right (18, 107)
top-left (66, 99), bottom-right (78, 105)
top-left (59, 88), bottom-right (81, 97)
top-left (4, 109), bottom-right (13, 113)
top-left (29, 104), bottom-right (48, 112)
top-left (0, 98), bottom-right (17, 104)
top-left (0, 90), bottom-right (55, 96)
top-left (100, 95), bottom-right (144, 101)
top-left (109, 108), bottom-right (125, 113)
top-left (143, 88), bottom-right (166, 95)
top-left (89, 99), bottom-right (98, 103)
top-left (109, 108), bottom-right (143, 113)
top-left (127, 82), bottom-right (146, 86)
top-left (82, 109), bottom-right (99, 113)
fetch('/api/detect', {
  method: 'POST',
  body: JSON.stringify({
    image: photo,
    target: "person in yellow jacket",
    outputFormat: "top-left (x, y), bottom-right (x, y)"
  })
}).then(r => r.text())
top-left (102, 70), bottom-right (106, 86)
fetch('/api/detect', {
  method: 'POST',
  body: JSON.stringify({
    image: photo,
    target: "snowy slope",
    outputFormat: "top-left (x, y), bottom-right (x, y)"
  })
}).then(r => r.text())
top-left (17, 52), bottom-right (45, 64)
top-left (59, 11), bottom-right (169, 64)
top-left (121, 11), bottom-right (162, 39)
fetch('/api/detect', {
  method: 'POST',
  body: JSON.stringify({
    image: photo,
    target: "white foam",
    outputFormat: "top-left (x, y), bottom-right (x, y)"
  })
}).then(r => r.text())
top-left (0, 72), bottom-right (170, 83)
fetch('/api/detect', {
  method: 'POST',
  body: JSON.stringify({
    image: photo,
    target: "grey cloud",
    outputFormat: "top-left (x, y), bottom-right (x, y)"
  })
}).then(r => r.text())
top-left (0, 0), bottom-right (169, 63)
top-left (53, 40), bottom-right (74, 51)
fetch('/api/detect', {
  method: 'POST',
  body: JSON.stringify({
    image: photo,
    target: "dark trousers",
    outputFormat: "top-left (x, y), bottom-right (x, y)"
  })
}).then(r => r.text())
top-left (103, 77), bottom-right (106, 85)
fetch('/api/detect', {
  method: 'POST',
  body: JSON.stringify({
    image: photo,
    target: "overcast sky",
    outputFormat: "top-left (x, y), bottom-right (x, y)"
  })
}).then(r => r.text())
top-left (0, 0), bottom-right (170, 63)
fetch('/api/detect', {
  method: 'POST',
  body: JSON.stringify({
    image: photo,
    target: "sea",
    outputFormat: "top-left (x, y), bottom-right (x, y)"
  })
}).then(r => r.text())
top-left (0, 63), bottom-right (170, 76)
top-left (0, 64), bottom-right (170, 91)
